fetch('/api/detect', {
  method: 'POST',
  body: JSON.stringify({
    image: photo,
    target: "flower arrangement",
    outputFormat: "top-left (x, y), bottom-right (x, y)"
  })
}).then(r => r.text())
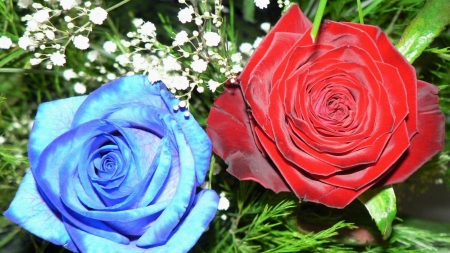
top-left (1, 0), bottom-right (450, 252)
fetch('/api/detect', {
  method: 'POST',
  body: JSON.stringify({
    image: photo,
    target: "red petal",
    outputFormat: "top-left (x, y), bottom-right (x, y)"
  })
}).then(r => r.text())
top-left (206, 84), bottom-right (290, 192)
top-left (316, 21), bottom-right (383, 62)
top-left (345, 22), bottom-right (418, 137)
top-left (244, 32), bottom-right (302, 136)
top-left (315, 122), bottom-right (410, 190)
top-left (239, 5), bottom-right (312, 90)
top-left (382, 81), bottom-right (445, 184)
top-left (255, 126), bottom-right (371, 208)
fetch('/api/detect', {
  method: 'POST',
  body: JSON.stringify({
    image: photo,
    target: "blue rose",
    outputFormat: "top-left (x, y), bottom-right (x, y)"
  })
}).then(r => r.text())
top-left (4, 75), bottom-right (219, 252)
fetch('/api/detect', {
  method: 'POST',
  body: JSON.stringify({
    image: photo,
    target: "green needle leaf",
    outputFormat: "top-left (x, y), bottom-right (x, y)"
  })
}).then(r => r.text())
top-left (395, 0), bottom-right (450, 63)
top-left (358, 185), bottom-right (397, 240)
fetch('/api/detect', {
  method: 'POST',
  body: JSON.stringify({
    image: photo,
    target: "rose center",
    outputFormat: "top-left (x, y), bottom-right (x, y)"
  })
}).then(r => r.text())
top-left (313, 87), bottom-right (356, 129)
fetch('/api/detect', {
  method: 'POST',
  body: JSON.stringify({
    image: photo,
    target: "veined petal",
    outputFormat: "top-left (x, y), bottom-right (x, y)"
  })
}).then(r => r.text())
top-left (3, 171), bottom-right (77, 251)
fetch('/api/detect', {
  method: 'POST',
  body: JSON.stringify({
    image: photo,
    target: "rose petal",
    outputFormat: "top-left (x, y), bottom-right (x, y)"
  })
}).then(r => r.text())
top-left (382, 80), bottom-right (445, 184)
top-left (3, 171), bottom-right (77, 252)
top-left (239, 4), bottom-right (312, 91)
top-left (244, 32), bottom-right (303, 132)
top-left (206, 84), bottom-right (289, 192)
top-left (345, 22), bottom-right (418, 137)
top-left (315, 123), bottom-right (410, 190)
top-left (136, 117), bottom-right (197, 246)
top-left (28, 96), bottom-right (87, 168)
top-left (255, 126), bottom-right (371, 208)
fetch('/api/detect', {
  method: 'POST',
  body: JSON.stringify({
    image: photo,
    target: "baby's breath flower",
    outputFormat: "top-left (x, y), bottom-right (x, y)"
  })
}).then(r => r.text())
top-left (197, 86), bottom-right (204, 93)
top-left (232, 65), bottom-right (243, 73)
top-left (253, 37), bottom-right (263, 48)
top-left (18, 36), bottom-right (35, 50)
top-left (132, 54), bottom-right (148, 71)
top-left (121, 40), bottom-right (131, 48)
top-left (33, 10), bottom-right (50, 23)
top-left (162, 56), bottom-right (181, 71)
top-left (204, 32), bottom-right (221, 47)
top-left (193, 31), bottom-right (199, 37)
top-left (45, 30), bottom-right (55, 40)
top-left (73, 35), bottom-right (90, 50)
top-left (106, 73), bottom-right (116, 80)
top-left (239, 42), bottom-right (253, 54)
top-left (231, 53), bottom-right (242, 63)
top-left (260, 22), bottom-right (271, 33)
top-left (84, 1), bottom-right (91, 7)
top-left (165, 76), bottom-right (189, 90)
top-left (31, 3), bottom-right (42, 9)
top-left (132, 18), bottom-right (144, 27)
top-left (103, 41), bottom-right (117, 53)
top-left (115, 54), bottom-right (129, 66)
top-left (87, 50), bottom-right (99, 62)
top-left (63, 69), bottom-right (77, 80)
top-left (30, 58), bottom-right (42, 65)
top-left (74, 82), bottom-right (87, 94)
top-left (35, 32), bottom-right (45, 40)
top-left (178, 6), bottom-right (194, 23)
top-left (26, 20), bottom-right (40, 32)
top-left (67, 22), bottom-right (75, 29)
top-left (195, 18), bottom-right (203, 25)
top-left (18, 0), bottom-right (33, 8)
top-left (50, 51), bottom-right (66, 66)
top-left (190, 59), bottom-right (207, 73)
top-left (89, 7), bottom-right (108, 25)
top-left (147, 69), bottom-right (162, 83)
top-left (174, 31), bottom-right (189, 45)
top-left (0, 36), bottom-right (13, 49)
top-left (218, 193), bottom-right (230, 210)
top-left (140, 22), bottom-right (156, 37)
top-left (179, 100), bottom-right (187, 108)
top-left (59, 0), bottom-right (77, 10)
top-left (208, 79), bottom-right (221, 92)
top-left (254, 0), bottom-right (270, 9)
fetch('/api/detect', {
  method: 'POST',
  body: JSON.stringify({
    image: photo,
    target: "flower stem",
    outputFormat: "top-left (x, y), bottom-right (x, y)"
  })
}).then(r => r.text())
top-left (357, 0), bottom-right (364, 24)
top-left (106, 0), bottom-right (131, 12)
top-left (310, 0), bottom-right (327, 42)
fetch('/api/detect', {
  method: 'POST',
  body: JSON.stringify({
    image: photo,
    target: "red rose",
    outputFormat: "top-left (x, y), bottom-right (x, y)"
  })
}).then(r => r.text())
top-left (206, 5), bottom-right (445, 208)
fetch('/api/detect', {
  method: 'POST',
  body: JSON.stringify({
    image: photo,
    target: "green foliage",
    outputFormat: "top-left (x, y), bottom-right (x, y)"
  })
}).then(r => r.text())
top-left (1, 0), bottom-right (450, 252)
top-left (358, 186), bottom-right (397, 240)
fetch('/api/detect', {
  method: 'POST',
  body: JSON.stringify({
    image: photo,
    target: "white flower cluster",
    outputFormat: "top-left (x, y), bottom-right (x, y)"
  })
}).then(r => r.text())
top-left (94, 0), bottom-right (244, 112)
top-left (11, 0), bottom-right (248, 112)
top-left (15, 1), bottom-right (108, 68)
top-left (254, 0), bottom-right (290, 9)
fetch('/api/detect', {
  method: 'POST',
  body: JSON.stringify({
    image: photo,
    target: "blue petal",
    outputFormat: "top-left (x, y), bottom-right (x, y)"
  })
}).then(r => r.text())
top-left (33, 120), bottom-right (130, 244)
top-left (3, 170), bottom-right (77, 252)
top-left (71, 76), bottom-right (167, 128)
top-left (136, 116), bottom-right (196, 246)
top-left (65, 218), bottom-right (153, 253)
top-left (63, 190), bottom-right (219, 253)
top-left (28, 96), bottom-right (87, 168)
top-left (156, 81), bottom-right (212, 186)
top-left (150, 189), bottom-right (219, 253)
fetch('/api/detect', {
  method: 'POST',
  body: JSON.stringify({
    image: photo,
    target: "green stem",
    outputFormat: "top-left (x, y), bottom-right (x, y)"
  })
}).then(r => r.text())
top-left (357, 0), bottom-right (364, 24)
top-left (351, 0), bottom-right (382, 23)
top-left (106, 0), bottom-right (131, 12)
top-left (395, 0), bottom-right (450, 63)
top-left (310, 0), bottom-right (327, 42)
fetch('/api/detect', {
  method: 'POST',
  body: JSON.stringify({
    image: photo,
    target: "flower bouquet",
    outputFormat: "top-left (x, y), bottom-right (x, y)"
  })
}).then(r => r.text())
top-left (0, 0), bottom-right (449, 252)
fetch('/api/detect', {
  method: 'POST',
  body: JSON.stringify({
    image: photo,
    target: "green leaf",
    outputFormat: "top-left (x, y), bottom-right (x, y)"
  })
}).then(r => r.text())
top-left (243, 0), bottom-right (255, 23)
top-left (358, 185), bottom-right (397, 240)
top-left (395, 0), bottom-right (450, 63)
